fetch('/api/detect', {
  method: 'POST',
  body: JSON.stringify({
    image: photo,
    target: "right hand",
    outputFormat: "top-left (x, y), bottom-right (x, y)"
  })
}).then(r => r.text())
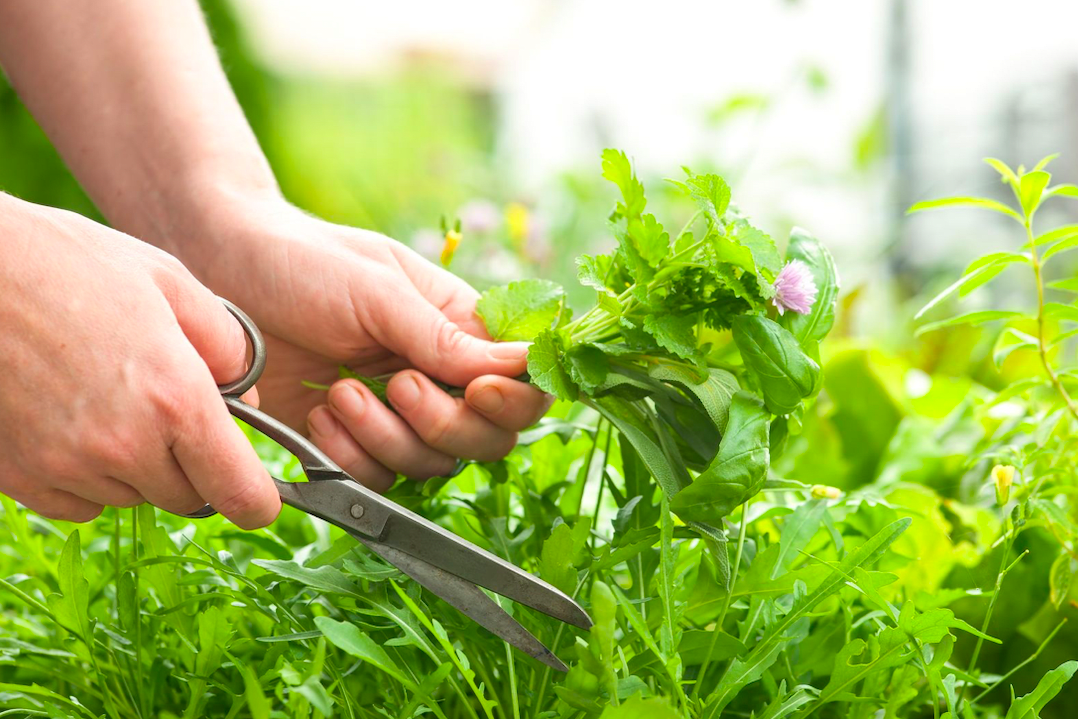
top-left (0, 194), bottom-right (279, 528)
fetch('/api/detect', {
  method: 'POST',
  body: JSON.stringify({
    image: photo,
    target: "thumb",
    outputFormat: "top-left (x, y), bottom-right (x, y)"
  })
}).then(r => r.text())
top-left (377, 289), bottom-right (529, 387)
top-left (154, 264), bottom-right (249, 386)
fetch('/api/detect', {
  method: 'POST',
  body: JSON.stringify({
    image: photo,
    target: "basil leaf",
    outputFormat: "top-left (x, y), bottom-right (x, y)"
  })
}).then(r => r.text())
top-left (733, 315), bottom-right (820, 415)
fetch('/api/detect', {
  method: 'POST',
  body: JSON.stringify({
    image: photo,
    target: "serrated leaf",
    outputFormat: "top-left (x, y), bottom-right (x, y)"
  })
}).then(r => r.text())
top-left (565, 344), bottom-right (609, 392)
top-left (527, 330), bottom-right (578, 400)
top-left (476, 279), bottom-right (566, 341)
top-left (252, 559), bottom-right (362, 597)
top-left (679, 172), bottom-right (731, 227)
top-left (643, 314), bottom-right (698, 360)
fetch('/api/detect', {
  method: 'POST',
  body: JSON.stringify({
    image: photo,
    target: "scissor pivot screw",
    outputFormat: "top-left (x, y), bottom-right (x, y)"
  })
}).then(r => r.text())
top-left (350, 504), bottom-right (365, 519)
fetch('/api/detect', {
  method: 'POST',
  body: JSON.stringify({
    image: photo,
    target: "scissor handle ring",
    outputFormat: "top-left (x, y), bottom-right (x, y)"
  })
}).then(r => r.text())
top-left (217, 298), bottom-right (266, 397)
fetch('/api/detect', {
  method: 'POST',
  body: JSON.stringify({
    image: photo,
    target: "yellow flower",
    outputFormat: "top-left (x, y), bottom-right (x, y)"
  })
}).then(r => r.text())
top-left (811, 484), bottom-right (841, 500)
top-left (992, 464), bottom-right (1016, 505)
top-left (506, 202), bottom-right (530, 251)
top-left (440, 229), bottom-right (462, 267)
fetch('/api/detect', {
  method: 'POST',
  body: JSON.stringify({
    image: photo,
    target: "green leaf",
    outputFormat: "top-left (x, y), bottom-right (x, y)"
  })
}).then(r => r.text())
top-left (678, 172), bottom-right (731, 227)
top-left (315, 617), bottom-right (417, 689)
top-left (781, 228), bottom-right (838, 347)
top-left (602, 148), bottom-right (646, 217)
top-left (771, 499), bottom-right (828, 579)
top-left (985, 157), bottom-right (1020, 188)
top-left (599, 695), bottom-right (681, 719)
top-left (564, 344), bottom-right (609, 393)
top-left (724, 219), bottom-right (783, 281)
top-left (908, 196), bottom-right (1023, 223)
top-left (1034, 154), bottom-right (1060, 172)
top-left (1049, 551), bottom-right (1074, 610)
top-left (1047, 183), bottom-right (1078, 199)
top-left (1044, 302), bottom-right (1078, 322)
top-left (733, 315), bottom-right (820, 415)
top-left (670, 392), bottom-right (770, 524)
top-left (252, 559), bottom-right (362, 597)
top-left (476, 278), bottom-right (566, 341)
top-left (47, 531), bottom-right (90, 640)
top-left (627, 213), bottom-right (671, 267)
top-left (589, 395), bottom-right (689, 498)
top-left (915, 310), bottom-right (1024, 336)
top-left (643, 314), bottom-right (698, 360)
top-left (1042, 233), bottom-right (1078, 262)
top-left (647, 364), bottom-right (739, 433)
top-left (338, 366), bottom-right (388, 402)
top-left (578, 254), bottom-right (616, 292)
top-left (915, 253), bottom-right (1028, 320)
top-left (1048, 277), bottom-right (1078, 292)
top-left (540, 523), bottom-right (578, 596)
top-left (1019, 170), bottom-right (1052, 216)
top-left (1004, 661), bottom-right (1078, 719)
top-left (527, 330), bottom-right (578, 401)
top-left (240, 661), bottom-right (272, 719)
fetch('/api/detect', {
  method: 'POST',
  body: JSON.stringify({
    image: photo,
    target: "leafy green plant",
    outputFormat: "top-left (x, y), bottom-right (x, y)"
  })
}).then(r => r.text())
top-left (0, 153), bottom-right (1075, 719)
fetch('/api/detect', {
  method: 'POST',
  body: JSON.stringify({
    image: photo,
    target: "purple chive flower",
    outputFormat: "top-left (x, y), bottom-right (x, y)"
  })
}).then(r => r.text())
top-left (459, 199), bottom-right (501, 234)
top-left (771, 259), bottom-right (818, 315)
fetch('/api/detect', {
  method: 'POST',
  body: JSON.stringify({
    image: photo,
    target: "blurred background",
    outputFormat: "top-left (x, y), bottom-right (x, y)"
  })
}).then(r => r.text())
top-left (4, 0), bottom-right (1078, 335)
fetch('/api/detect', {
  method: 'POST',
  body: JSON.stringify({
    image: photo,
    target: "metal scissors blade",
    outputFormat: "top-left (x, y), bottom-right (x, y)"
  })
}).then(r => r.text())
top-left (205, 299), bottom-right (591, 669)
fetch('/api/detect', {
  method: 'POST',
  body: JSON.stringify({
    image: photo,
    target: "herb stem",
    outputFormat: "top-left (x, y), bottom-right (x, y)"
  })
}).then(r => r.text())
top-left (691, 503), bottom-right (749, 702)
top-left (1027, 218), bottom-right (1078, 423)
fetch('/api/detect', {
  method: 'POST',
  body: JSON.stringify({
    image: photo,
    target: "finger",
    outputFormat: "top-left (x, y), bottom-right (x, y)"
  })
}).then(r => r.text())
top-left (386, 371), bottom-right (517, 462)
top-left (465, 375), bottom-right (554, 431)
top-left (20, 489), bottom-right (103, 523)
top-left (368, 285), bottom-right (529, 387)
top-left (307, 405), bottom-right (396, 492)
top-left (165, 351), bottom-right (280, 529)
top-left (326, 379), bottom-right (457, 480)
top-left (120, 449), bottom-right (206, 516)
top-left (154, 262), bottom-right (249, 386)
top-left (53, 474), bottom-right (144, 508)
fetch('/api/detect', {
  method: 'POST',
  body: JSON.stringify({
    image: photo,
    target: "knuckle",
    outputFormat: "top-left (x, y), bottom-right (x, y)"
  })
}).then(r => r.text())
top-left (213, 480), bottom-right (277, 529)
top-left (432, 321), bottom-right (469, 360)
top-left (474, 433), bottom-right (518, 463)
top-left (148, 375), bottom-right (197, 427)
top-left (421, 412), bottom-right (456, 448)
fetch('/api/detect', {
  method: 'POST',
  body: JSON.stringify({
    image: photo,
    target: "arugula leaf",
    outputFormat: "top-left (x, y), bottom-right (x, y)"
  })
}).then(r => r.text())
top-left (733, 314), bottom-right (820, 415)
top-left (669, 392), bottom-right (770, 524)
top-left (476, 278), bottom-right (566, 341)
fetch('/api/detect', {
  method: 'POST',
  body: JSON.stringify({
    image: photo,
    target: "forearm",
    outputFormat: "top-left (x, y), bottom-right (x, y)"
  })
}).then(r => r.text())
top-left (0, 0), bottom-right (278, 257)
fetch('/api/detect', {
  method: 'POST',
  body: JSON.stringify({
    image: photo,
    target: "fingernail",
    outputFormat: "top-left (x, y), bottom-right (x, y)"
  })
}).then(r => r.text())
top-left (488, 342), bottom-right (529, 361)
top-left (330, 383), bottom-right (365, 419)
top-left (308, 406), bottom-right (337, 437)
top-left (391, 374), bottom-right (422, 411)
top-left (469, 386), bottom-right (504, 414)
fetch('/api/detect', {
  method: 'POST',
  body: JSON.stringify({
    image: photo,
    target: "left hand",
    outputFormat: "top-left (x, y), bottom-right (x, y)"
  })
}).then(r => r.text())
top-left (183, 198), bottom-right (553, 491)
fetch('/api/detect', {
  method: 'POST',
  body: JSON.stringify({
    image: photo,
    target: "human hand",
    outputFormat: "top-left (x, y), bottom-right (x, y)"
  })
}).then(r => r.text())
top-left (0, 194), bottom-right (279, 527)
top-left (180, 199), bottom-right (552, 491)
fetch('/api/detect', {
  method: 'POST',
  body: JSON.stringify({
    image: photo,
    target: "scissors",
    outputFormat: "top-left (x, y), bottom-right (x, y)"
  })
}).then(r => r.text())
top-left (185, 299), bottom-right (592, 671)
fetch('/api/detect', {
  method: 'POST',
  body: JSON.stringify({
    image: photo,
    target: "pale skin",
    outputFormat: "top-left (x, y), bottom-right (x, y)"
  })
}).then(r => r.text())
top-left (0, 1), bottom-right (550, 527)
